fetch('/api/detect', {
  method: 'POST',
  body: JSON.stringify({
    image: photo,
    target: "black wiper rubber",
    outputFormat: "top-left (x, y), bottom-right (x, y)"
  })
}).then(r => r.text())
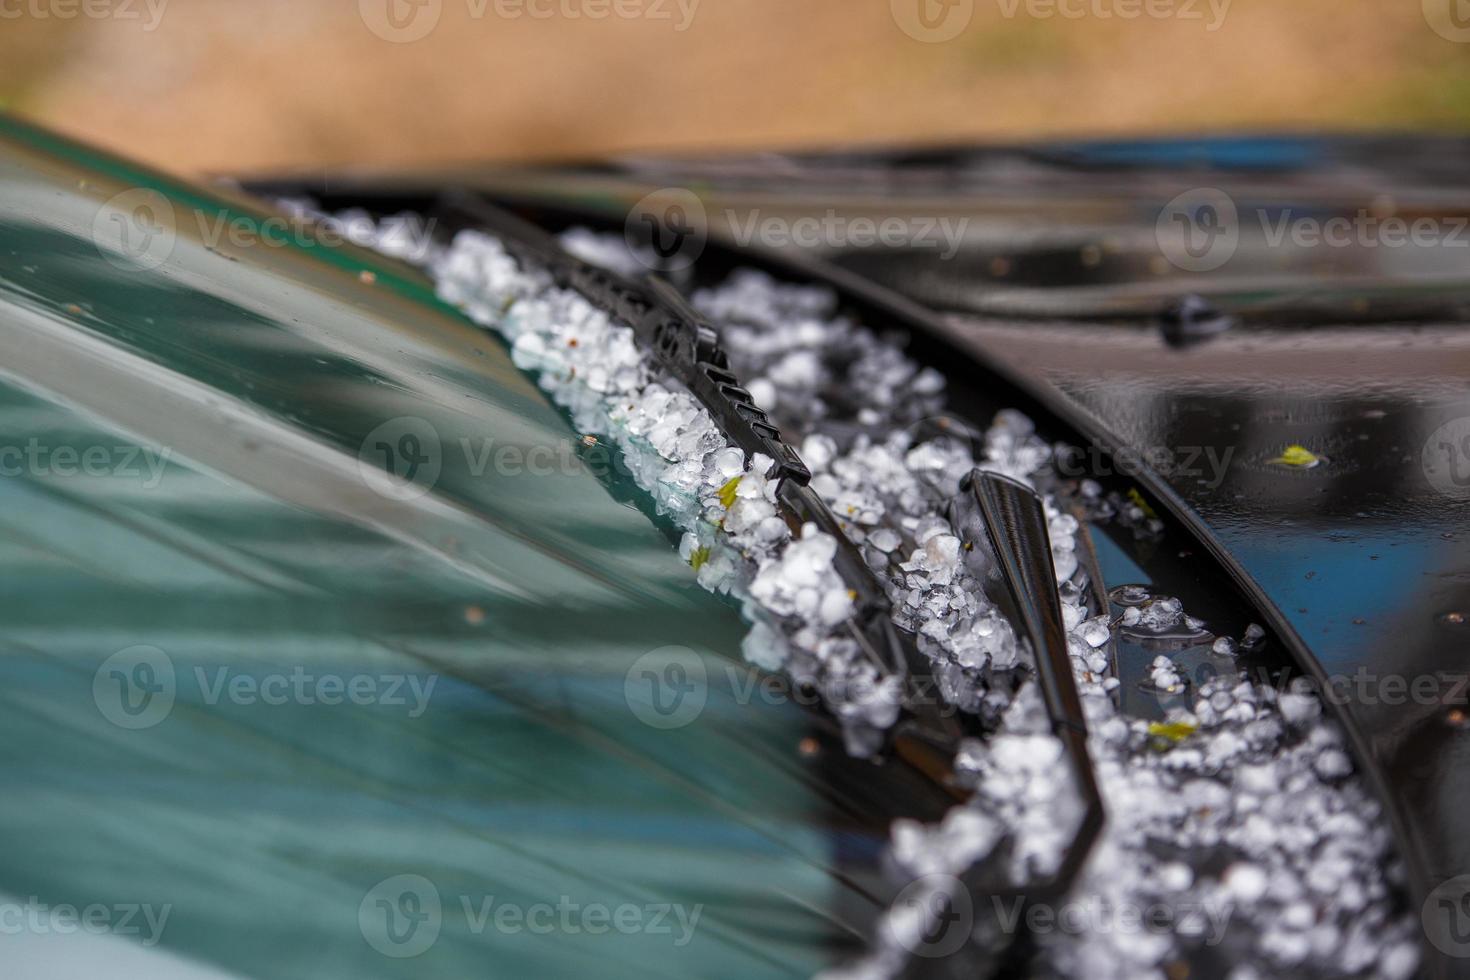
top-left (440, 191), bottom-right (810, 486)
top-left (436, 191), bottom-right (965, 752)
top-left (435, 193), bottom-right (1105, 968)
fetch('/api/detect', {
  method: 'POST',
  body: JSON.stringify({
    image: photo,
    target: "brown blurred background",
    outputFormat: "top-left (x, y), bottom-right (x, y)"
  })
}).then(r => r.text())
top-left (1, 0), bottom-right (1466, 177)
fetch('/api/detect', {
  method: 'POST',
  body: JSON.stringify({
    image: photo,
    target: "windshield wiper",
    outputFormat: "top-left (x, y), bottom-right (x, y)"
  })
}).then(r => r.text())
top-left (435, 190), bottom-right (1105, 969)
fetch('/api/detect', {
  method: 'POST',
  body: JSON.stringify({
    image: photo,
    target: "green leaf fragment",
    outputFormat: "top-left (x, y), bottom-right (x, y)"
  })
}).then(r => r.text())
top-left (1271, 444), bottom-right (1321, 468)
top-left (1147, 720), bottom-right (1198, 744)
top-left (717, 476), bottom-right (742, 509)
top-left (689, 546), bottom-right (710, 571)
top-left (1126, 488), bottom-right (1158, 521)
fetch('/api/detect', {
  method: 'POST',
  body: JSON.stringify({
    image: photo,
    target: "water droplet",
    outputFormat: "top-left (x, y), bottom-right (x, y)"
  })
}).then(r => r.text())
top-left (1109, 583), bottom-right (1153, 606)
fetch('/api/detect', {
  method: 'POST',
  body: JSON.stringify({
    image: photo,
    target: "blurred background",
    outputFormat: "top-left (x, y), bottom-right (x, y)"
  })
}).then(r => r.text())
top-left (0, 0), bottom-right (1466, 176)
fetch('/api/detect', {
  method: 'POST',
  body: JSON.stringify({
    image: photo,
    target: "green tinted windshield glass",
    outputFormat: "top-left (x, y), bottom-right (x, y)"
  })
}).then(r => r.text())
top-left (0, 116), bottom-right (955, 979)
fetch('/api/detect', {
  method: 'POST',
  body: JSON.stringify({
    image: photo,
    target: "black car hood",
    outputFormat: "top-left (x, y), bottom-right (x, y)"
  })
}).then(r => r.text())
top-left (249, 135), bottom-right (1470, 977)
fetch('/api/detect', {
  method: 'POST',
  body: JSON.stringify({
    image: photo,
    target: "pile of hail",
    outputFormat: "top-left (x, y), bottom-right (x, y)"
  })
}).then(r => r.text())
top-left (351, 214), bottom-right (1418, 980)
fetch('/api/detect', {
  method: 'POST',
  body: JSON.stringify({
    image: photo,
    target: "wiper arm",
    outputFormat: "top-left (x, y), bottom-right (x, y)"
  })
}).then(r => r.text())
top-left (436, 190), bottom-right (961, 752)
top-left (434, 192), bottom-right (1105, 968)
top-left (954, 470), bottom-right (1105, 891)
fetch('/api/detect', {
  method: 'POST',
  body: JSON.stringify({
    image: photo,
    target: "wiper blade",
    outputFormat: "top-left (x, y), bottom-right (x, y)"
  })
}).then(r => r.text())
top-left (436, 191), bottom-right (961, 742)
top-left (434, 191), bottom-right (1105, 968)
